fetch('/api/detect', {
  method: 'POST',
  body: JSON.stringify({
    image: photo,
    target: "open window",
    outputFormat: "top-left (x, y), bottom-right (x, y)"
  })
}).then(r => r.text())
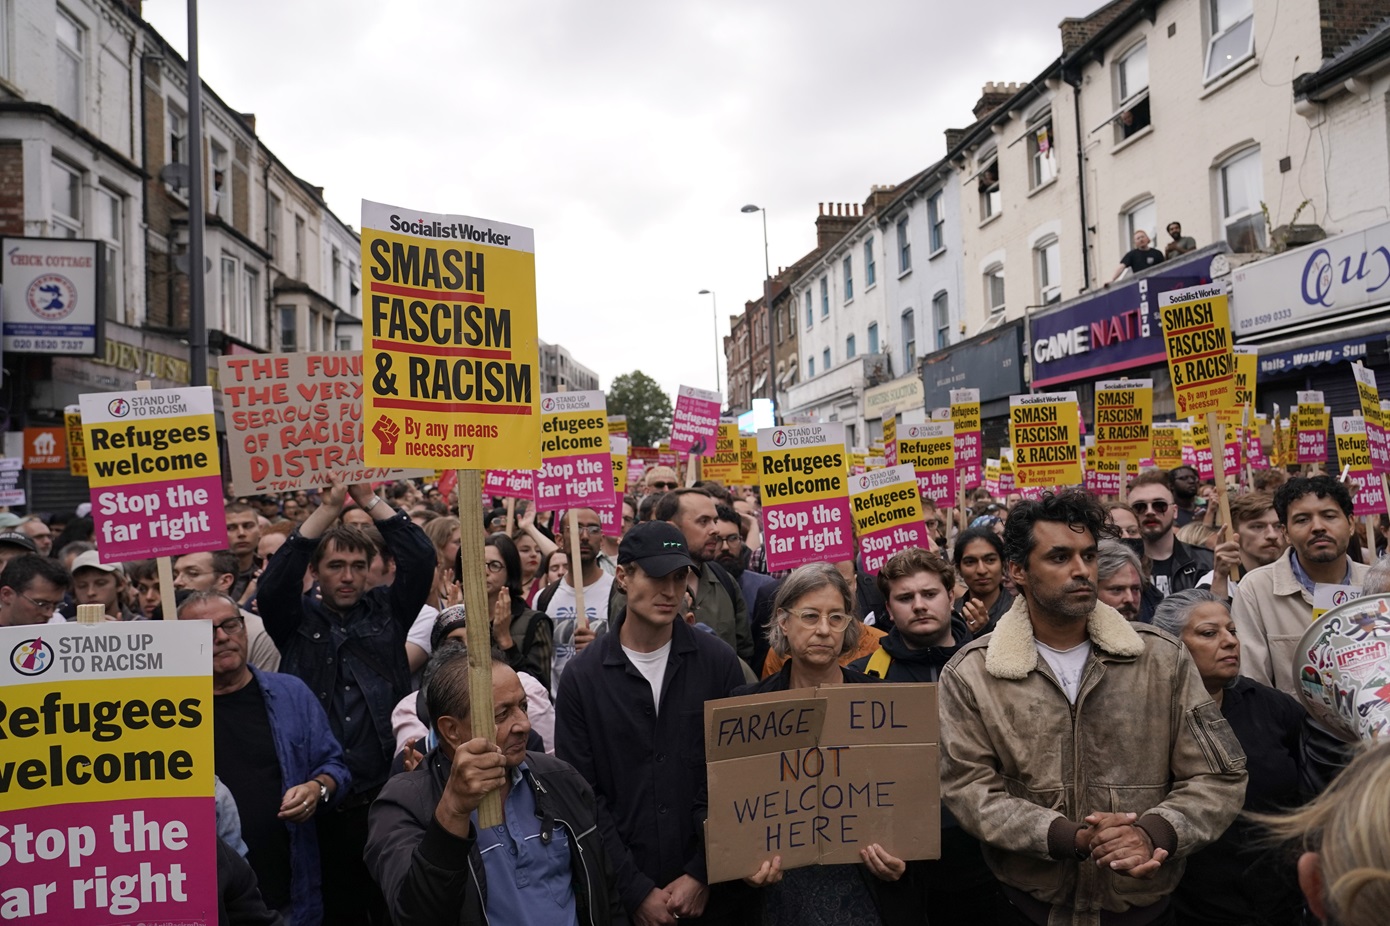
top-left (1206, 0), bottom-right (1254, 83)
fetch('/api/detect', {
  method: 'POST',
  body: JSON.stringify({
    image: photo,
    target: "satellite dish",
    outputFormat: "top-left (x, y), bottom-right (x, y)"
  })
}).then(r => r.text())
top-left (160, 162), bottom-right (190, 190)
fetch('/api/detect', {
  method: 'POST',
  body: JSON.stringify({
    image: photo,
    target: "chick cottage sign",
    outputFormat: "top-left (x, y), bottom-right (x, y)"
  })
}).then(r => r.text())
top-left (2, 237), bottom-right (104, 355)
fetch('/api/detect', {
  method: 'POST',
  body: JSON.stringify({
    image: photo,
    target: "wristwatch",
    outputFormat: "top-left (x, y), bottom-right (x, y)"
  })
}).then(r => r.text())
top-left (317, 781), bottom-right (330, 806)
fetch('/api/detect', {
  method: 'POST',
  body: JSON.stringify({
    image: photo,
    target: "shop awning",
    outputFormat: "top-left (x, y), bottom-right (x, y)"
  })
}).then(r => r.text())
top-left (1252, 328), bottom-right (1389, 377)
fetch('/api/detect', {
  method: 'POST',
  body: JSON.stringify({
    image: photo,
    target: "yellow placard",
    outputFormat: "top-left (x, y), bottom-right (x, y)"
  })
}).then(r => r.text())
top-left (65, 408), bottom-right (87, 477)
top-left (739, 436), bottom-right (758, 483)
top-left (882, 414), bottom-right (898, 467)
top-left (1217, 346), bottom-right (1259, 425)
top-left (1008, 393), bottom-right (1083, 487)
top-left (611, 435), bottom-right (628, 494)
top-left (1152, 423), bottom-right (1183, 469)
top-left (361, 200), bottom-right (540, 470)
top-left (1157, 284), bottom-right (1237, 417)
top-left (703, 423), bottom-right (744, 485)
top-left (1093, 379), bottom-right (1153, 461)
top-left (608, 415), bottom-right (628, 437)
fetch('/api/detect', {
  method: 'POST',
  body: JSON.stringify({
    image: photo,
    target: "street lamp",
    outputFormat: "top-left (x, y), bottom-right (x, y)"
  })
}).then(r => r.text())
top-left (740, 204), bottom-right (779, 425)
top-left (698, 289), bottom-right (720, 396)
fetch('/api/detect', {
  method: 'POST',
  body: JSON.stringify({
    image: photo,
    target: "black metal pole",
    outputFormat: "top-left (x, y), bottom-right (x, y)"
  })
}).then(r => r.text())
top-left (186, 0), bottom-right (207, 386)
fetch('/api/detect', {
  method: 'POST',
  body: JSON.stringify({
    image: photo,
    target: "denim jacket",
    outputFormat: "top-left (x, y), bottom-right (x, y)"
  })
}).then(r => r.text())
top-left (257, 509), bottom-right (436, 796)
top-left (249, 666), bottom-right (352, 926)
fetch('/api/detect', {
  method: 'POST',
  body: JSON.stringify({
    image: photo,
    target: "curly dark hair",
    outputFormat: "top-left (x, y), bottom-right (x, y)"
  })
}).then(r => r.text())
top-left (1274, 475), bottom-right (1353, 524)
top-left (1002, 489), bottom-right (1115, 569)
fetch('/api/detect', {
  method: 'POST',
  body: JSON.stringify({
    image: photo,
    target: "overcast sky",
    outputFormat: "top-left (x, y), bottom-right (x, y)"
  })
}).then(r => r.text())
top-left (143, 0), bottom-right (1075, 402)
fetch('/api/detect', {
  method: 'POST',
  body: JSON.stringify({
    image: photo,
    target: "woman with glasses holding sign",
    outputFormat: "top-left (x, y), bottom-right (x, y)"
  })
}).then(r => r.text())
top-left (734, 563), bottom-right (923, 926)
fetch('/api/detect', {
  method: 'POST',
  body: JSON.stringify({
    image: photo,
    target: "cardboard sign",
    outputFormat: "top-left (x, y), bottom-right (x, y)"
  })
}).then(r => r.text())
top-left (0, 457), bottom-right (24, 506)
top-left (79, 387), bottom-right (227, 561)
top-left (1092, 379), bottom-right (1153, 462)
top-left (950, 389), bottom-right (982, 490)
top-left (882, 414), bottom-right (898, 468)
top-left (23, 425), bottom-right (66, 469)
top-left (670, 385), bottom-right (722, 457)
top-left (1216, 345), bottom-right (1259, 426)
top-left (1157, 283), bottom-right (1237, 417)
top-left (1009, 392), bottom-right (1083, 487)
top-left (739, 437), bottom-right (758, 484)
top-left (65, 407), bottom-right (87, 477)
top-left (1352, 364), bottom-right (1388, 475)
top-left (1296, 392), bottom-right (1329, 464)
top-left (220, 353), bottom-right (429, 494)
top-left (849, 464), bottom-right (930, 574)
top-left (703, 423), bottom-right (743, 485)
top-left (483, 469), bottom-right (536, 504)
top-left (1334, 417), bottom-right (1386, 517)
top-left (983, 458), bottom-right (1001, 497)
top-left (897, 421), bottom-right (956, 505)
top-left (0, 620), bottom-right (216, 922)
top-left (607, 415), bottom-right (628, 440)
top-left (704, 684), bottom-right (940, 884)
top-left (360, 199), bottom-right (539, 470)
top-left (757, 424), bottom-right (853, 571)
top-left (536, 391), bottom-right (613, 509)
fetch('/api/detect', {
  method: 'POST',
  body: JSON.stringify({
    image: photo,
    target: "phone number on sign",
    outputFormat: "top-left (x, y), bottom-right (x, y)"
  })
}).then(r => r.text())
top-left (1237, 308), bottom-right (1293, 331)
top-left (7, 338), bottom-right (89, 350)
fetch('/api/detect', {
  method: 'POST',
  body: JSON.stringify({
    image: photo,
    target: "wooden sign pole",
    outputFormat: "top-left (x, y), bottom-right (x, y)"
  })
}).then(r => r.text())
top-left (456, 468), bottom-right (503, 828)
top-left (1206, 412), bottom-right (1240, 581)
top-left (568, 510), bottom-right (587, 631)
top-left (1118, 459), bottom-right (1128, 503)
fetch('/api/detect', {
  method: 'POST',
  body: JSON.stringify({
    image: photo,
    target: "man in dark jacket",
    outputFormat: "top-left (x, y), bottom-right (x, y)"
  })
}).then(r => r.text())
top-left (1129, 470), bottom-right (1212, 597)
top-left (366, 651), bottom-right (623, 926)
top-left (556, 521), bottom-right (746, 924)
top-left (257, 481), bottom-right (435, 925)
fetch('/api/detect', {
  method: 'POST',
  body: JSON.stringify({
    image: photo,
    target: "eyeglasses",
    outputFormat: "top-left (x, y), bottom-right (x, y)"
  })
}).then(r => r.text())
top-left (650, 481), bottom-right (678, 490)
top-left (717, 534), bottom-right (742, 547)
top-left (212, 616), bottom-right (245, 635)
top-left (575, 525), bottom-right (604, 536)
top-left (20, 593), bottom-right (62, 613)
top-left (781, 609), bottom-right (852, 631)
top-left (484, 560), bottom-right (506, 573)
top-left (1131, 500), bottom-right (1170, 514)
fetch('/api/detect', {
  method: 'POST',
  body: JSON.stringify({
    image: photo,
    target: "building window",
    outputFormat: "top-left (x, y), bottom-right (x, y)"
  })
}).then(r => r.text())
top-left (309, 309), bottom-right (321, 351)
top-left (901, 309), bottom-right (916, 372)
top-left (867, 322), bottom-right (879, 354)
top-left (820, 276), bottom-right (829, 317)
top-left (978, 153), bottom-right (1001, 220)
top-left (1206, 0), bottom-right (1254, 82)
top-left (985, 266), bottom-right (1006, 318)
top-left (94, 186), bottom-right (122, 322)
top-left (1219, 147), bottom-right (1265, 251)
top-left (55, 8), bottom-right (83, 123)
top-left (808, 357), bottom-right (815, 378)
top-left (822, 347), bottom-right (831, 371)
top-left (897, 217), bottom-right (911, 273)
top-left (864, 237), bottom-right (876, 287)
top-left (1028, 110), bottom-right (1057, 188)
top-left (1124, 198), bottom-right (1157, 253)
top-left (1036, 237), bottom-right (1061, 304)
top-left (294, 215), bottom-right (306, 279)
top-left (331, 246), bottom-right (342, 304)
top-left (220, 256), bottom-right (237, 335)
top-left (927, 191), bottom-right (945, 253)
top-left (268, 194), bottom-right (282, 261)
top-left (842, 256), bottom-right (853, 301)
top-left (209, 142), bottom-right (229, 220)
top-left (279, 305), bottom-right (297, 351)
top-left (1116, 42), bottom-right (1151, 138)
top-left (932, 291), bottom-right (950, 350)
top-left (337, 335), bottom-right (353, 351)
top-left (846, 334), bottom-right (856, 359)
top-left (804, 290), bottom-right (813, 328)
top-left (242, 267), bottom-right (259, 343)
top-left (167, 103), bottom-right (187, 170)
top-left (50, 159), bottom-right (82, 238)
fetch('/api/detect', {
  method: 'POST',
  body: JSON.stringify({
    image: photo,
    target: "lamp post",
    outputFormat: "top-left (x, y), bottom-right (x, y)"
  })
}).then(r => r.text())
top-left (740, 204), bottom-right (779, 425)
top-left (698, 289), bottom-right (721, 398)
top-left (186, 0), bottom-right (207, 386)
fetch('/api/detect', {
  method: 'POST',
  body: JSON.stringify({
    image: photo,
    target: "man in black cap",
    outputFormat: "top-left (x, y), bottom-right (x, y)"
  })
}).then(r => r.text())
top-left (0, 531), bottom-right (38, 569)
top-left (555, 521), bottom-right (747, 925)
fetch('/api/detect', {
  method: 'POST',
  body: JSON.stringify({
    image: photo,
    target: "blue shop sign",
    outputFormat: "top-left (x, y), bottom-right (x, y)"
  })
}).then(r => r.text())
top-left (1256, 336), bottom-right (1384, 376)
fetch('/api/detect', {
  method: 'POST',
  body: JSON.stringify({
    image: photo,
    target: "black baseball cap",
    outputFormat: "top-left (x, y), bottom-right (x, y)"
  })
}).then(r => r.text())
top-left (0, 532), bottom-right (37, 553)
top-left (618, 522), bottom-right (695, 578)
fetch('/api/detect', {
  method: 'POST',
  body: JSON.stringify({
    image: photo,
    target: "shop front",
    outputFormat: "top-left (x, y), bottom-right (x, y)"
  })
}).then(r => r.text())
top-left (919, 320), bottom-right (1024, 452)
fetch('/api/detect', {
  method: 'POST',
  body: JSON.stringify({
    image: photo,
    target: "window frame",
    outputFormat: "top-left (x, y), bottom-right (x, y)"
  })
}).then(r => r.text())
top-left (1027, 109), bottom-right (1058, 189)
top-left (50, 157), bottom-right (82, 238)
top-left (1218, 146), bottom-right (1265, 252)
top-left (93, 184), bottom-right (122, 322)
top-left (867, 321), bottom-right (879, 355)
top-left (820, 276), bottom-right (829, 317)
top-left (842, 254), bottom-right (853, 302)
top-left (901, 308), bottom-right (916, 373)
top-left (220, 255), bottom-right (238, 336)
top-left (932, 291), bottom-right (950, 351)
top-left (54, 7), bottom-right (84, 123)
top-left (984, 265), bottom-right (1006, 316)
top-left (278, 304), bottom-right (298, 352)
top-left (846, 334), bottom-right (856, 360)
top-left (804, 290), bottom-right (813, 329)
top-left (294, 214), bottom-right (306, 280)
top-left (977, 151), bottom-right (1001, 221)
top-left (864, 237), bottom-right (876, 287)
top-left (242, 265), bottom-right (260, 344)
top-left (822, 347), bottom-right (831, 372)
top-left (1123, 197), bottom-right (1158, 255)
top-left (1205, 0), bottom-right (1255, 83)
top-left (896, 217), bottom-right (911, 274)
top-left (1115, 42), bottom-right (1151, 139)
top-left (927, 191), bottom-right (945, 253)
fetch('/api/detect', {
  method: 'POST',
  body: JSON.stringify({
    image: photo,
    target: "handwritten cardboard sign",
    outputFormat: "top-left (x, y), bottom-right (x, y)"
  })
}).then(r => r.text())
top-left (704, 684), bottom-right (940, 884)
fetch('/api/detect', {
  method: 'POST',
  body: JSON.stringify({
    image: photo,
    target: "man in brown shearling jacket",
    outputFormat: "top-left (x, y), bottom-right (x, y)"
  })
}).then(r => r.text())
top-left (938, 490), bottom-right (1247, 926)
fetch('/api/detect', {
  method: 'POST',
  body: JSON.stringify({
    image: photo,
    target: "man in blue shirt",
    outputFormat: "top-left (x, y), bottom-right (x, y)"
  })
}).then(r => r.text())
top-left (366, 651), bottom-right (623, 925)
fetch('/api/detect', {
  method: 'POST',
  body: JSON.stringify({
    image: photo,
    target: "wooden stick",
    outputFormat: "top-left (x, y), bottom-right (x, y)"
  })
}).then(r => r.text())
top-left (1118, 459), bottom-right (1128, 503)
top-left (456, 468), bottom-right (503, 828)
top-left (136, 380), bottom-right (179, 620)
top-left (568, 509), bottom-right (587, 631)
top-left (955, 476), bottom-right (966, 559)
top-left (685, 453), bottom-right (699, 487)
top-left (1206, 413), bottom-right (1240, 580)
top-left (503, 497), bottom-right (515, 537)
top-left (1367, 516), bottom-right (1377, 567)
top-left (75, 603), bottom-right (105, 624)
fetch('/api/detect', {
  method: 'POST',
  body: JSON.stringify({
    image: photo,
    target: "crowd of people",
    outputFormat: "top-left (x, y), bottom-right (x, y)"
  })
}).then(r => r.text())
top-left (4, 458), bottom-right (1390, 926)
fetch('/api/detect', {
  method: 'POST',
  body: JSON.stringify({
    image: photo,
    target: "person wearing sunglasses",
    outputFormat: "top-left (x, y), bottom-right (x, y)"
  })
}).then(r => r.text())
top-left (1128, 470), bottom-right (1213, 598)
top-left (0, 553), bottom-right (71, 627)
top-left (641, 465), bottom-right (681, 496)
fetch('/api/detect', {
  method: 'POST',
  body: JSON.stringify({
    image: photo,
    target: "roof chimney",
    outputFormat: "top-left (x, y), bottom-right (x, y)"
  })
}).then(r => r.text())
top-left (973, 81), bottom-right (1021, 121)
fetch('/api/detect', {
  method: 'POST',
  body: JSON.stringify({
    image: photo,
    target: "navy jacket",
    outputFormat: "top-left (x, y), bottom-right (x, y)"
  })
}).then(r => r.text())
top-left (257, 509), bottom-right (435, 796)
top-left (555, 614), bottom-right (745, 913)
top-left (248, 667), bottom-right (351, 926)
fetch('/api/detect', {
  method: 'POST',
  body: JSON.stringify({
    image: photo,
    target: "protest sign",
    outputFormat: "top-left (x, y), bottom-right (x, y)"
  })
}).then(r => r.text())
top-left (670, 385), bottom-right (722, 457)
top-left (1312, 583), bottom-right (1363, 621)
top-left (65, 406), bottom-right (87, 477)
top-left (882, 414), bottom-right (898, 468)
top-left (983, 459), bottom-right (1001, 497)
top-left (597, 436), bottom-right (630, 540)
top-left (1152, 422), bottom-right (1183, 469)
top-left (360, 199), bottom-right (539, 470)
top-left (1296, 392), bottom-right (1329, 464)
top-left (703, 423), bottom-right (743, 485)
top-left (850, 452), bottom-right (867, 476)
top-left (1297, 595), bottom-right (1390, 743)
top-left (0, 620), bottom-right (216, 922)
top-left (950, 389), bottom-right (982, 490)
top-left (1093, 379), bottom-right (1153, 462)
top-left (1157, 284), bottom-right (1237, 417)
top-left (220, 353), bottom-right (429, 494)
top-left (1084, 440), bottom-right (1122, 494)
top-left (1220, 423), bottom-right (1241, 478)
top-left (849, 465), bottom-right (930, 574)
top-left (739, 437), bottom-right (758, 485)
top-left (1334, 417), bottom-right (1386, 517)
top-left (607, 415), bottom-right (628, 440)
top-left (483, 469), bottom-right (536, 504)
top-left (535, 391), bottom-right (613, 509)
top-left (658, 445), bottom-right (680, 470)
top-left (1216, 346), bottom-right (1259, 426)
top-left (1353, 364), bottom-right (1389, 475)
top-left (0, 457), bottom-right (23, 506)
top-left (897, 421), bottom-right (956, 505)
top-left (610, 435), bottom-right (629, 494)
top-left (1009, 392), bottom-right (1083, 487)
top-left (998, 452), bottom-right (1016, 494)
top-left (1249, 415), bottom-right (1269, 469)
top-left (704, 684), bottom-right (939, 883)
top-left (23, 426), bottom-right (66, 470)
top-left (757, 424), bottom-right (852, 571)
top-left (79, 387), bottom-right (226, 561)
top-left (1188, 420), bottom-right (1216, 481)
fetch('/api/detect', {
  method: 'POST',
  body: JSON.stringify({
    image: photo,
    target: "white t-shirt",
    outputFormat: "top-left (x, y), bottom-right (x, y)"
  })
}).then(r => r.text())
top-left (546, 572), bottom-right (614, 692)
top-left (622, 640), bottom-right (672, 714)
top-left (1036, 639), bottom-right (1092, 704)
